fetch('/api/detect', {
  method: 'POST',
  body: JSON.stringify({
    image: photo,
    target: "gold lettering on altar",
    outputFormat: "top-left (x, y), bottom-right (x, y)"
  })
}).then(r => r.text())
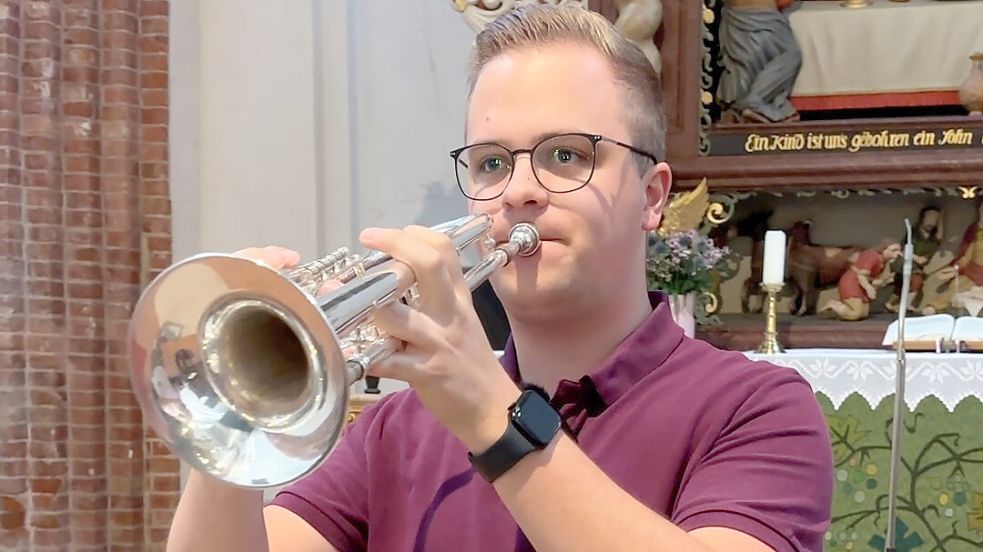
top-left (940, 128), bottom-right (973, 146)
top-left (914, 130), bottom-right (936, 146)
top-left (745, 133), bottom-right (806, 153)
top-left (735, 128), bottom-right (981, 154)
top-left (848, 131), bottom-right (910, 153)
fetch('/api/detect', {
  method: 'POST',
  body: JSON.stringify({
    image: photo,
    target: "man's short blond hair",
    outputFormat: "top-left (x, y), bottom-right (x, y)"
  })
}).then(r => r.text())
top-left (467, 4), bottom-right (666, 171)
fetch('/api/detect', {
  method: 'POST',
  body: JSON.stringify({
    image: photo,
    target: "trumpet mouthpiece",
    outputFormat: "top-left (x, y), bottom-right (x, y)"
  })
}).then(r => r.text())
top-left (509, 223), bottom-right (541, 257)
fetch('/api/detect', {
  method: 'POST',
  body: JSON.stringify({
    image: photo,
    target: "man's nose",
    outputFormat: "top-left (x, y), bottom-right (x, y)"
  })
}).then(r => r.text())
top-left (501, 153), bottom-right (548, 209)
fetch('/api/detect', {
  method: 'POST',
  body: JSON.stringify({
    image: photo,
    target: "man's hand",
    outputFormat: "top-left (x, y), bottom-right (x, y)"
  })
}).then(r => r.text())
top-left (357, 225), bottom-right (521, 453)
top-left (936, 266), bottom-right (958, 281)
top-left (233, 245), bottom-right (302, 271)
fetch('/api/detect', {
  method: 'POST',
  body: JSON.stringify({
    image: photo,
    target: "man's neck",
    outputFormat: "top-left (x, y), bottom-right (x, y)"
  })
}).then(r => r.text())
top-left (507, 289), bottom-right (654, 396)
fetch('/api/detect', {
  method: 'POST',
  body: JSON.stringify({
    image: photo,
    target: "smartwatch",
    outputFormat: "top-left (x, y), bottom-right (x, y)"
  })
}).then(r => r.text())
top-left (468, 389), bottom-right (562, 483)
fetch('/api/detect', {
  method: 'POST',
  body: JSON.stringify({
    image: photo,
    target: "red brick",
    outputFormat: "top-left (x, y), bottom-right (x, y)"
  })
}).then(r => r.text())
top-left (139, 1), bottom-right (168, 17)
top-left (140, 124), bottom-right (166, 142)
top-left (64, 28), bottom-right (99, 47)
top-left (28, 225), bottom-right (64, 242)
top-left (69, 424), bottom-right (106, 442)
top-left (141, 107), bottom-right (166, 125)
top-left (30, 478), bottom-right (64, 494)
top-left (32, 424), bottom-right (69, 443)
top-left (5, 2), bottom-right (175, 545)
top-left (63, 6), bottom-right (98, 31)
top-left (103, 10), bottom-right (138, 33)
top-left (139, 89), bottom-right (166, 109)
top-left (102, 84), bottom-right (139, 104)
top-left (140, 71), bottom-right (166, 89)
top-left (33, 527), bottom-right (72, 547)
top-left (67, 391), bottom-right (103, 409)
top-left (63, 173), bottom-right (100, 191)
top-left (102, 0), bottom-right (139, 12)
top-left (31, 461), bottom-right (68, 478)
top-left (28, 370), bottom-right (65, 389)
top-left (0, 367), bottom-right (26, 387)
top-left (0, 450), bottom-right (28, 469)
top-left (139, 17), bottom-right (167, 36)
top-left (63, 101), bottom-right (96, 118)
top-left (71, 526), bottom-right (108, 547)
top-left (1, 497), bottom-right (26, 530)
top-left (102, 30), bottom-right (137, 52)
top-left (64, 154), bottom-right (100, 173)
top-left (27, 260), bottom-right (63, 280)
top-left (65, 45), bottom-right (98, 67)
top-left (62, 65), bottom-right (100, 85)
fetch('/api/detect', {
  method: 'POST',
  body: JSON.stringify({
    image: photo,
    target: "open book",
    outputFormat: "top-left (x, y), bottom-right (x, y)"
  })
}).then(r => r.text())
top-left (881, 314), bottom-right (983, 352)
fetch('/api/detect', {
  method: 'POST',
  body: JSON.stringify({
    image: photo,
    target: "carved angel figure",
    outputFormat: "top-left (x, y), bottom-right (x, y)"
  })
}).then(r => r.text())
top-left (451, 0), bottom-right (589, 34)
top-left (658, 178), bottom-right (710, 236)
top-left (451, 0), bottom-right (663, 75)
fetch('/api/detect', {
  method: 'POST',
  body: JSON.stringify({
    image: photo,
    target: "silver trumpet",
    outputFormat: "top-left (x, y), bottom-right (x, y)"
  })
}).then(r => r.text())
top-left (128, 214), bottom-right (540, 488)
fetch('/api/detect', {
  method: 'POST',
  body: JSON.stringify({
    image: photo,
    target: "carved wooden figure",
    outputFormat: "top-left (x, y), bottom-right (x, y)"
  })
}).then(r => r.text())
top-left (786, 221), bottom-right (864, 316)
top-left (716, 0), bottom-right (803, 124)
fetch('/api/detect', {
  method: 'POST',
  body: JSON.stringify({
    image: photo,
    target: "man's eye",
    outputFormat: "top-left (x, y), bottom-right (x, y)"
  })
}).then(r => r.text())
top-left (480, 157), bottom-right (506, 173)
top-left (552, 148), bottom-right (583, 164)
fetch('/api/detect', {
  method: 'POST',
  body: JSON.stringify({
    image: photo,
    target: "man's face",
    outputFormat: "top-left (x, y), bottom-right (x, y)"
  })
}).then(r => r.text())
top-left (883, 243), bottom-right (902, 262)
top-left (920, 210), bottom-right (939, 233)
top-left (464, 44), bottom-right (670, 314)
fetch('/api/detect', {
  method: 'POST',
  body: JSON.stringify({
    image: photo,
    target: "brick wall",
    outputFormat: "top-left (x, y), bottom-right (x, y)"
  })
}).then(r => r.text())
top-left (0, 1), bottom-right (177, 549)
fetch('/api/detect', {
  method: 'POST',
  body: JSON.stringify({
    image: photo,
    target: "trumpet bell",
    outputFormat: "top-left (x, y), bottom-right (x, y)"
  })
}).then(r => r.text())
top-left (128, 213), bottom-right (540, 489)
top-left (129, 254), bottom-right (350, 488)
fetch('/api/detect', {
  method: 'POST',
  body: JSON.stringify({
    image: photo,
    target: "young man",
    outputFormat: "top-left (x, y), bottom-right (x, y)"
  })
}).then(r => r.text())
top-left (824, 242), bottom-right (903, 322)
top-left (885, 206), bottom-right (942, 313)
top-left (166, 6), bottom-right (832, 551)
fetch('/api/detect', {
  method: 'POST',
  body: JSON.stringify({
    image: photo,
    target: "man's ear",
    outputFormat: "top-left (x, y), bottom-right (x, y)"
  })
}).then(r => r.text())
top-left (641, 162), bottom-right (672, 232)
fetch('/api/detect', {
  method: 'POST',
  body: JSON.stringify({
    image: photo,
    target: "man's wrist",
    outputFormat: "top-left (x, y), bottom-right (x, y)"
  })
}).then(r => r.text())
top-left (467, 387), bottom-right (561, 483)
top-left (463, 386), bottom-right (522, 454)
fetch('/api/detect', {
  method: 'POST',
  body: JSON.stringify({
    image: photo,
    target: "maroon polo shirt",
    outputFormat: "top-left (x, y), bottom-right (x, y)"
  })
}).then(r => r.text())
top-left (270, 292), bottom-right (833, 551)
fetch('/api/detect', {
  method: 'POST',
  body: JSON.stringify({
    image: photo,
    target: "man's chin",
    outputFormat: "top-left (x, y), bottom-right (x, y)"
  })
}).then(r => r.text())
top-left (495, 274), bottom-right (574, 306)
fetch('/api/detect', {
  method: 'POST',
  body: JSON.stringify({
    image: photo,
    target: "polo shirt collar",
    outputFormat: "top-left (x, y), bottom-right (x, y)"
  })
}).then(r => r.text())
top-left (498, 291), bottom-right (684, 409)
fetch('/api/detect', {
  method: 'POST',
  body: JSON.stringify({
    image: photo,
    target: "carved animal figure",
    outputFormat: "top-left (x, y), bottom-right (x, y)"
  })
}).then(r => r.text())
top-left (786, 221), bottom-right (863, 316)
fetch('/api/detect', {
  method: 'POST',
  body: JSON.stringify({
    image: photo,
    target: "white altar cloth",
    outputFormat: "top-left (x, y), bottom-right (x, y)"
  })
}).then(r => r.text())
top-left (746, 348), bottom-right (983, 412)
top-left (788, 0), bottom-right (983, 98)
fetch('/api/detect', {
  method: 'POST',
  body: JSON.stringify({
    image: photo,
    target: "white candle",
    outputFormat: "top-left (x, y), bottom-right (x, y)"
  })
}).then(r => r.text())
top-left (762, 230), bottom-right (786, 285)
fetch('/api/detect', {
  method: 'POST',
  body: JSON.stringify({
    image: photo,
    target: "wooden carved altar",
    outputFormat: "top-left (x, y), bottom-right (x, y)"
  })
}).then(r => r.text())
top-left (449, 1), bottom-right (983, 350)
top-left (591, 0), bottom-right (983, 350)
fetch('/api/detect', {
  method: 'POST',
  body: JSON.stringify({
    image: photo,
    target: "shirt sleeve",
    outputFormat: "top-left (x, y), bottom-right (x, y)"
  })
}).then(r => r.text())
top-left (857, 250), bottom-right (880, 274)
top-left (268, 396), bottom-right (393, 552)
top-left (671, 370), bottom-right (834, 552)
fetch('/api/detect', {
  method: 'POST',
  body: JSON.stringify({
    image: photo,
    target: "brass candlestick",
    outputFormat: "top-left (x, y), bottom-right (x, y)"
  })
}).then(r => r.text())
top-left (755, 282), bottom-right (785, 354)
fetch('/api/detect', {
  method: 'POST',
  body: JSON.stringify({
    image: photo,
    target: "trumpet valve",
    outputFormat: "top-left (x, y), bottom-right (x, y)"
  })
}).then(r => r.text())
top-left (287, 247), bottom-right (354, 294)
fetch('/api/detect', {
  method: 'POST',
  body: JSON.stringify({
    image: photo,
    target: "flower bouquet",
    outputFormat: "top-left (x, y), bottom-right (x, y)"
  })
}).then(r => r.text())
top-left (646, 229), bottom-right (732, 335)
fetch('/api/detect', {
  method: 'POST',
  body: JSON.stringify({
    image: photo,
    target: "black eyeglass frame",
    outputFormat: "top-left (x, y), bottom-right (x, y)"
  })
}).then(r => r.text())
top-left (448, 132), bottom-right (660, 201)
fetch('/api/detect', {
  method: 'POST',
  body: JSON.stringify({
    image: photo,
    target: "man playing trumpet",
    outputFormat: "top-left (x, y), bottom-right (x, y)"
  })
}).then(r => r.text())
top-left (166, 5), bottom-right (832, 552)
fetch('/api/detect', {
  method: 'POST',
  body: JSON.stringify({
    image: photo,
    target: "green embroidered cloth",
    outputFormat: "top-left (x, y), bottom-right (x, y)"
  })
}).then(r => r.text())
top-left (820, 393), bottom-right (983, 552)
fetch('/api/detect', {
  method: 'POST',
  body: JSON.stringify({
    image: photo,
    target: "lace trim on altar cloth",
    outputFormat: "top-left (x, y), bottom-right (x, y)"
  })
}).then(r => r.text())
top-left (745, 349), bottom-right (983, 412)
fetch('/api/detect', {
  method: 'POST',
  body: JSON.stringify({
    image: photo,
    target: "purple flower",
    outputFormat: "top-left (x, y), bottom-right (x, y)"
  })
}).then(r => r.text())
top-left (646, 230), bottom-right (731, 295)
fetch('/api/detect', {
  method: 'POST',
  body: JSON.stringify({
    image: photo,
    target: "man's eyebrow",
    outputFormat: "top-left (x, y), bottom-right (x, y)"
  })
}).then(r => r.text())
top-left (465, 129), bottom-right (587, 148)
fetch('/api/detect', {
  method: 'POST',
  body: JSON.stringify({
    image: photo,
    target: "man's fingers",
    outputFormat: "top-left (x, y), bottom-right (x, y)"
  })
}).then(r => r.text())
top-left (232, 246), bottom-right (301, 270)
top-left (402, 225), bottom-right (472, 300)
top-left (359, 227), bottom-right (459, 318)
top-left (370, 301), bottom-right (441, 351)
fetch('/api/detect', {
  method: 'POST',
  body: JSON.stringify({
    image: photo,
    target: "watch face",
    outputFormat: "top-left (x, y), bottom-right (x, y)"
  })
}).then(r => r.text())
top-left (512, 392), bottom-right (561, 447)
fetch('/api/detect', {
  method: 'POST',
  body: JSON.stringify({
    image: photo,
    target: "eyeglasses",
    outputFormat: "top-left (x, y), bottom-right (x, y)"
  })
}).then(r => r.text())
top-left (449, 132), bottom-right (659, 201)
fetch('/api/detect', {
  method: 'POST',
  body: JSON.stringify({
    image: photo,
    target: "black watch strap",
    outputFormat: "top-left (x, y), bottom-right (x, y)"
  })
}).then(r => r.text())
top-left (468, 422), bottom-right (537, 483)
top-left (468, 389), bottom-right (560, 483)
